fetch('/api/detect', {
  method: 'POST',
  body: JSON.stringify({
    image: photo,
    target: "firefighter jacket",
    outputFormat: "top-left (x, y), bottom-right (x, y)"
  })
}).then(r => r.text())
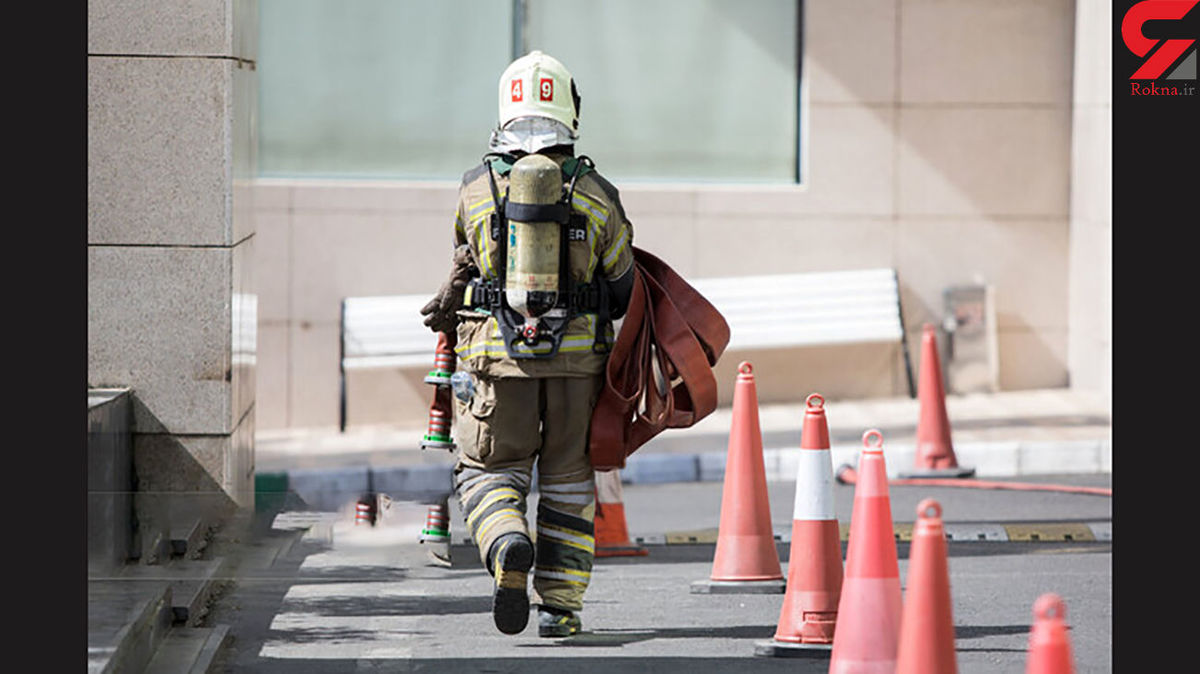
top-left (451, 150), bottom-right (634, 379)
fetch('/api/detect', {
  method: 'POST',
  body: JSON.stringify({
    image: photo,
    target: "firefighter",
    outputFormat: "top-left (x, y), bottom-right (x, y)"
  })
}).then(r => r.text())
top-left (420, 50), bottom-right (635, 638)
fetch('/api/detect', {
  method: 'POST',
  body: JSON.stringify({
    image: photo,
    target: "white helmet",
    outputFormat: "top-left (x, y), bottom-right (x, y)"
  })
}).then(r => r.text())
top-left (497, 50), bottom-right (580, 134)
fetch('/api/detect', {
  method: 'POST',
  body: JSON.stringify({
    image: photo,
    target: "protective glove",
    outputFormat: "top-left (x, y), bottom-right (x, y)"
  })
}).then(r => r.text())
top-left (421, 244), bottom-right (477, 333)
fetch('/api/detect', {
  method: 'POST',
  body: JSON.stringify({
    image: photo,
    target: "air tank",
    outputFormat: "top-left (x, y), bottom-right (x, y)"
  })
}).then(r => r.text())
top-left (505, 153), bottom-right (562, 318)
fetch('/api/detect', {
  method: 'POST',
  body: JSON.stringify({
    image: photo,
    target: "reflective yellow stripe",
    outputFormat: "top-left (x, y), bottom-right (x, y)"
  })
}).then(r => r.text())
top-left (537, 565), bottom-right (592, 580)
top-left (571, 193), bottom-right (609, 223)
top-left (471, 214), bottom-right (495, 278)
top-left (584, 218), bottom-right (602, 280)
top-left (602, 226), bottom-right (630, 274)
top-left (466, 488), bottom-right (522, 529)
top-left (459, 341), bottom-right (595, 361)
top-left (475, 508), bottom-right (525, 542)
top-left (457, 336), bottom-right (607, 361)
top-left (538, 524), bottom-right (595, 553)
top-left (467, 196), bottom-right (495, 217)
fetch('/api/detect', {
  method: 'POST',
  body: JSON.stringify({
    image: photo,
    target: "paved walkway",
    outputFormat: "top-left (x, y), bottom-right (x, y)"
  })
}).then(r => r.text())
top-left (208, 476), bottom-right (1113, 673)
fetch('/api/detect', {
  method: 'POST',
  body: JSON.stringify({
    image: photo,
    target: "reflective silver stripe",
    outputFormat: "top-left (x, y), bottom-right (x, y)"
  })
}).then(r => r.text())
top-left (602, 226), bottom-right (630, 273)
top-left (540, 479), bottom-right (595, 505)
top-left (571, 193), bottom-right (609, 224)
top-left (585, 218), bottom-right (602, 279)
top-left (458, 468), bottom-right (532, 493)
top-left (474, 507), bottom-right (525, 541)
top-left (466, 197), bottom-right (495, 218)
top-left (538, 526), bottom-right (596, 550)
top-left (471, 215), bottom-right (494, 278)
top-left (458, 335), bottom-right (599, 360)
top-left (538, 491), bottom-right (594, 505)
top-left (539, 478), bottom-right (595, 493)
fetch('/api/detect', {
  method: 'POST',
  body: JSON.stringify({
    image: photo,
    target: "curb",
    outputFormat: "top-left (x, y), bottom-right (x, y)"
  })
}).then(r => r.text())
top-left (255, 438), bottom-right (1110, 512)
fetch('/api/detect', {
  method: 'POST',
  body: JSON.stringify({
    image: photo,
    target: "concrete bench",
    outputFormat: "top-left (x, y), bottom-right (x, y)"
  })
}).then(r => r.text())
top-left (338, 267), bottom-right (913, 431)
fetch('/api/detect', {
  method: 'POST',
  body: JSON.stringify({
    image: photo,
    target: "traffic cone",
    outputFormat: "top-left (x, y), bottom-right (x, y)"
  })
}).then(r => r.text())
top-left (829, 429), bottom-right (903, 673)
top-left (424, 331), bottom-right (456, 386)
top-left (420, 385), bottom-right (456, 451)
top-left (1025, 594), bottom-right (1075, 674)
top-left (354, 495), bottom-right (377, 526)
top-left (418, 501), bottom-right (452, 567)
top-left (593, 469), bottom-right (648, 557)
top-left (418, 503), bottom-right (451, 544)
top-left (896, 498), bottom-right (958, 674)
top-left (901, 324), bottom-right (974, 478)
top-left (755, 393), bottom-right (844, 657)
top-left (691, 362), bottom-right (784, 594)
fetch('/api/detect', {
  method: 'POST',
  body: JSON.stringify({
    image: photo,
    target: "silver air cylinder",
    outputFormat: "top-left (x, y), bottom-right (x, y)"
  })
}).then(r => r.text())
top-left (506, 154), bottom-right (562, 318)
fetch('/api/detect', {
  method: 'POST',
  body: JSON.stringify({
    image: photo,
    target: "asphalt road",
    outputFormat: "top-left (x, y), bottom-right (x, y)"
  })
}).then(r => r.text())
top-left (208, 474), bottom-right (1112, 672)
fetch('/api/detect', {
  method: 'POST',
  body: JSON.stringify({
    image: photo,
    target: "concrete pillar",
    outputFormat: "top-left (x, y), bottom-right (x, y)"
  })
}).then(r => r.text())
top-left (1067, 0), bottom-right (1111, 404)
top-left (88, 1), bottom-right (258, 548)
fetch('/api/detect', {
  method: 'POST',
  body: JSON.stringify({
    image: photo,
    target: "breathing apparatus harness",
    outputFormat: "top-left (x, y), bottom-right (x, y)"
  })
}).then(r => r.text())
top-left (464, 151), bottom-right (613, 359)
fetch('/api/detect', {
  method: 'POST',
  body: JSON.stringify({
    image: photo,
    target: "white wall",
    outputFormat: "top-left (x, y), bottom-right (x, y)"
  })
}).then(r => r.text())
top-left (255, 0), bottom-right (1087, 431)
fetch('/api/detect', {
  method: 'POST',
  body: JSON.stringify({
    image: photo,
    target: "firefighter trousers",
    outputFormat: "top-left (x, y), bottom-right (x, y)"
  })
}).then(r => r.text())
top-left (452, 372), bottom-right (602, 612)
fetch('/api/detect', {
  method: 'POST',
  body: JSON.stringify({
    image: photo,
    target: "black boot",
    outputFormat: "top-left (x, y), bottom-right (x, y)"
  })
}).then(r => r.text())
top-left (538, 604), bottom-right (582, 638)
top-left (488, 533), bottom-right (534, 634)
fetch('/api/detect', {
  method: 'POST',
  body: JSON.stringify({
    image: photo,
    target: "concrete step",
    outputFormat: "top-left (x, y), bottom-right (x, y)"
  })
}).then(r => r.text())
top-left (170, 516), bottom-right (211, 560)
top-left (221, 527), bottom-right (304, 574)
top-left (139, 526), bottom-right (173, 566)
top-left (87, 580), bottom-right (173, 674)
top-left (118, 557), bottom-right (228, 627)
top-left (144, 625), bottom-right (230, 674)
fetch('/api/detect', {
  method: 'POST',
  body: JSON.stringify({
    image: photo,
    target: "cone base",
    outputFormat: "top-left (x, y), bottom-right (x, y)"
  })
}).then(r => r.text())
top-left (898, 466), bottom-right (975, 479)
top-left (420, 437), bottom-right (456, 451)
top-left (690, 579), bottom-right (786, 595)
top-left (754, 640), bottom-right (833, 658)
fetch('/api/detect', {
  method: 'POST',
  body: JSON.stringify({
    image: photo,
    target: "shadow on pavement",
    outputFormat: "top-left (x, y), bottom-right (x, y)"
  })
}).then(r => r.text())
top-left (517, 624), bottom-right (778, 648)
top-left (277, 594), bottom-right (491, 618)
top-left (220, 655), bottom-right (830, 673)
top-left (567, 541), bottom-right (1113, 566)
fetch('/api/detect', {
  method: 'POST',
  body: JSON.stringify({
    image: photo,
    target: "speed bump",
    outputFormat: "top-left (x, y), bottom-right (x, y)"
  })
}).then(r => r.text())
top-left (1003, 523), bottom-right (1096, 542)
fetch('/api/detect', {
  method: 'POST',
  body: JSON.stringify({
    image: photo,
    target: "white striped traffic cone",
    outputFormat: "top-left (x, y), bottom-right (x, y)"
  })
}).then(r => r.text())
top-left (756, 393), bottom-right (844, 657)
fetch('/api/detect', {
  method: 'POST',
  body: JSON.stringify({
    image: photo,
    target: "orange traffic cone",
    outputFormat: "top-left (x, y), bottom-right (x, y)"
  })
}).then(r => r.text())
top-left (593, 469), bottom-right (648, 557)
top-left (901, 324), bottom-right (974, 478)
top-left (896, 498), bottom-right (958, 674)
top-left (692, 362), bottom-right (784, 594)
top-left (756, 393), bottom-right (844, 657)
top-left (1025, 594), bottom-right (1075, 674)
top-left (829, 429), bottom-right (903, 673)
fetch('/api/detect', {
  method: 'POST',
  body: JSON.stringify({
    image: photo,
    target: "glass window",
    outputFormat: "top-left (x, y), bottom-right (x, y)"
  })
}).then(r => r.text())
top-left (258, 0), bottom-right (800, 183)
top-left (258, 0), bottom-right (511, 180)
top-left (525, 0), bottom-right (799, 183)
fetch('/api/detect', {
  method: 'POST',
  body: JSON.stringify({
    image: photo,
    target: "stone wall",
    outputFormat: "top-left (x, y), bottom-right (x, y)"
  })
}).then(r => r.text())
top-left (88, 1), bottom-right (259, 535)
